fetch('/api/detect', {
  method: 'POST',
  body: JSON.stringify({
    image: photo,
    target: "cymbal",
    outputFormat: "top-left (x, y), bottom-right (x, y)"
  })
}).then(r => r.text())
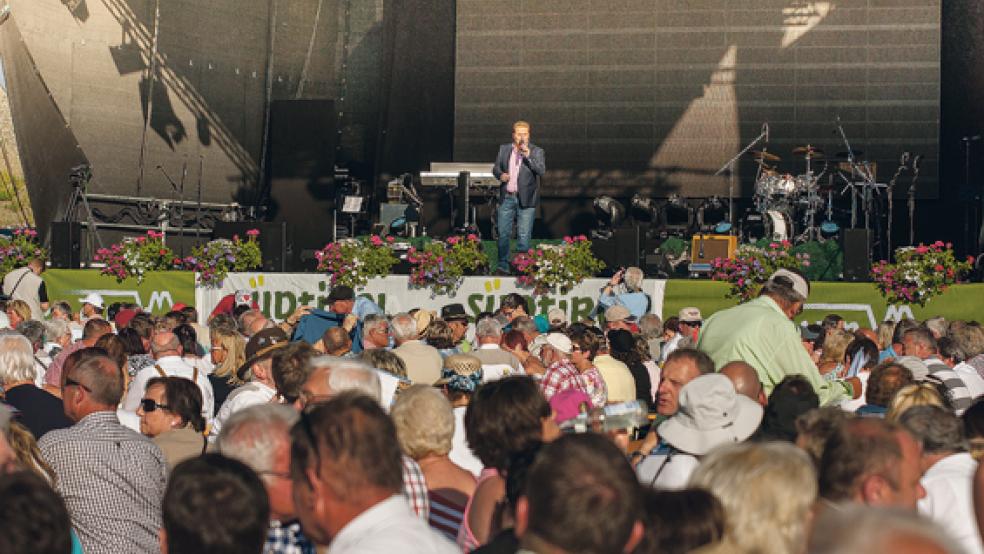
top-left (835, 150), bottom-right (863, 159)
top-left (792, 145), bottom-right (825, 157)
top-left (749, 150), bottom-right (781, 162)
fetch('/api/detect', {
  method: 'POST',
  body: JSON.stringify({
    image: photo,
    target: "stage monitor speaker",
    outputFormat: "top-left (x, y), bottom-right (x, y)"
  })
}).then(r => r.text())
top-left (690, 234), bottom-right (737, 265)
top-left (213, 222), bottom-right (288, 272)
top-left (590, 227), bottom-right (639, 275)
top-left (842, 229), bottom-right (870, 282)
top-left (50, 222), bottom-right (82, 269)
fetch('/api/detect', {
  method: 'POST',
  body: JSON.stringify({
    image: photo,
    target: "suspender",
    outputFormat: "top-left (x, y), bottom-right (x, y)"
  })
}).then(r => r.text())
top-left (2, 267), bottom-right (30, 298)
top-left (153, 363), bottom-right (199, 383)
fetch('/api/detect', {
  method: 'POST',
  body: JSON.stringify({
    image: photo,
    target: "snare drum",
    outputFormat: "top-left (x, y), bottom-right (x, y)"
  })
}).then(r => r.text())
top-left (743, 210), bottom-right (793, 243)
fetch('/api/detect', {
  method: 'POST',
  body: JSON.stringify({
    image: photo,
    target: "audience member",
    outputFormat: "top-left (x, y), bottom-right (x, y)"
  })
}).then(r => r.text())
top-left (757, 375), bottom-right (819, 441)
top-left (270, 340), bottom-right (317, 404)
top-left (699, 269), bottom-right (858, 405)
top-left (290, 392), bottom-right (458, 552)
top-left (0, 470), bottom-right (74, 554)
top-left (810, 505), bottom-right (963, 554)
top-left (637, 374), bottom-right (762, 488)
top-left (123, 331), bottom-right (214, 424)
top-left (887, 383), bottom-right (947, 422)
top-left (392, 385), bottom-right (477, 541)
top-left (0, 333), bottom-right (71, 438)
top-left (39, 354), bottom-right (167, 554)
top-left (217, 404), bottom-right (315, 554)
top-left (719, 360), bottom-right (766, 405)
top-left (515, 433), bottom-right (644, 554)
top-left (436, 354), bottom-right (484, 476)
top-left (136, 376), bottom-right (207, 469)
top-left (855, 361), bottom-right (914, 417)
top-left (207, 316), bottom-right (246, 407)
top-left (898, 405), bottom-right (983, 554)
top-left (567, 326), bottom-right (608, 407)
top-left (903, 326), bottom-right (977, 413)
top-left (537, 333), bottom-right (589, 401)
top-left (43, 318), bottom-right (112, 393)
top-left (392, 312), bottom-right (444, 384)
top-left (441, 304), bottom-right (472, 353)
top-left (470, 316), bottom-right (522, 381)
top-left (162, 453), bottom-right (269, 554)
top-left (608, 328), bottom-right (654, 410)
top-left (795, 406), bottom-right (853, 466)
top-left (596, 266), bottom-right (651, 321)
top-left (637, 488), bottom-right (724, 554)
top-left (210, 327), bottom-right (289, 441)
top-left (690, 442), bottom-right (816, 554)
top-left (655, 348), bottom-right (714, 416)
top-left (361, 313), bottom-right (392, 350)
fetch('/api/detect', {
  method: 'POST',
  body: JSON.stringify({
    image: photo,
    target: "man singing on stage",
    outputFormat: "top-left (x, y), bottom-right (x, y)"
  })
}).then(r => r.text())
top-left (493, 120), bottom-right (546, 274)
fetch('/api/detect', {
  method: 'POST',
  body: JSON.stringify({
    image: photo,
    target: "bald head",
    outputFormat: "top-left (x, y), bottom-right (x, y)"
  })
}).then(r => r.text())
top-left (322, 327), bottom-right (352, 355)
top-left (150, 331), bottom-right (182, 358)
top-left (720, 361), bottom-right (765, 405)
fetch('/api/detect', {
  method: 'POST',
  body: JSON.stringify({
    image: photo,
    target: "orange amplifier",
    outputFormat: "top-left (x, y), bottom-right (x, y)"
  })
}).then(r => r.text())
top-left (689, 234), bottom-right (737, 273)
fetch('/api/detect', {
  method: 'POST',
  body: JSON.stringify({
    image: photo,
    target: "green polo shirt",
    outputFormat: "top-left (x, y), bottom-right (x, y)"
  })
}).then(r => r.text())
top-left (697, 295), bottom-right (851, 406)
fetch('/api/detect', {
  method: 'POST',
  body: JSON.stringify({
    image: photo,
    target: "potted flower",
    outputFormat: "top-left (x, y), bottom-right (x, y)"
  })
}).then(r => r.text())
top-left (710, 240), bottom-right (811, 303)
top-left (94, 230), bottom-right (183, 283)
top-left (407, 234), bottom-right (488, 296)
top-left (511, 235), bottom-right (605, 295)
top-left (871, 241), bottom-right (971, 307)
top-left (315, 235), bottom-right (399, 289)
top-left (184, 229), bottom-right (263, 286)
top-left (0, 228), bottom-right (47, 276)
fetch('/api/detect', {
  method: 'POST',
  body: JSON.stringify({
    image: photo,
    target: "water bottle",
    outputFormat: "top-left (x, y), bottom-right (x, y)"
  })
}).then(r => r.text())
top-left (560, 400), bottom-right (649, 434)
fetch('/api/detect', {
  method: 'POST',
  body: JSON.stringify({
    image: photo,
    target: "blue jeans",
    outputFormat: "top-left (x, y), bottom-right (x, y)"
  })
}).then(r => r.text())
top-left (497, 194), bottom-right (535, 271)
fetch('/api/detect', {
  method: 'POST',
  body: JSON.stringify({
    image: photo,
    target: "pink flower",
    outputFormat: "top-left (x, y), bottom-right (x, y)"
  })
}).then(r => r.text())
top-left (386, 236), bottom-right (395, 243)
top-left (467, 234), bottom-right (478, 241)
top-left (916, 246), bottom-right (929, 254)
top-left (370, 235), bottom-right (383, 246)
top-left (246, 229), bottom-right (260, 237)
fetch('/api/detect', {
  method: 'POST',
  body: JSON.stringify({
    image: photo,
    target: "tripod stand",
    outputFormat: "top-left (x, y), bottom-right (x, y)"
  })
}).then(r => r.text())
top-left (61, 165), bottom-right (105, 260)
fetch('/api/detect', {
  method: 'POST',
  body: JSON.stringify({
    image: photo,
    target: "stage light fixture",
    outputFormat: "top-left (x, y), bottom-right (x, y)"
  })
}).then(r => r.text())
top-left (697, 196), bottom-right (730, 233)
top-left (630, 194), bottom-right (659, 223)
top-left (662, 195), bottom-right (693, 230)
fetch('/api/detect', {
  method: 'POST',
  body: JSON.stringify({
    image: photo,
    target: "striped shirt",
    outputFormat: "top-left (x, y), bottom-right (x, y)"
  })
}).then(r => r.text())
top-left (925, 360), bottom-right (976, 414)
top-left (428, 490), bottom-right (467, 541)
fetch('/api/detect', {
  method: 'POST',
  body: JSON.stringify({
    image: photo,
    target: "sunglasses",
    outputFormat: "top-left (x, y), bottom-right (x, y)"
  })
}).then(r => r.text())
top-left (140, 398), bottom-right (171, 413)
top-left (64, 377), bottom-right (91, 392)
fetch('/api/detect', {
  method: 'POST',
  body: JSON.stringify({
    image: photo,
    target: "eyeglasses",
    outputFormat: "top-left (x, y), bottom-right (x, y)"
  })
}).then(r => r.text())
top-left (140, 398), bottom-right (171, 412)
top-left (64, 377), bottom-right (91, 392)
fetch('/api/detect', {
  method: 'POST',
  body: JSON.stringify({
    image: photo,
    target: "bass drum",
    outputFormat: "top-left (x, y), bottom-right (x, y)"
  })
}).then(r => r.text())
top-left (743, 210), bottom-right (793, 243)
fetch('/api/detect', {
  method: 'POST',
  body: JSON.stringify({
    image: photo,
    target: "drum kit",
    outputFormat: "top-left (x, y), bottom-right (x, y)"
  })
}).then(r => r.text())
top-left (743, 144), bottom-right (846, 243)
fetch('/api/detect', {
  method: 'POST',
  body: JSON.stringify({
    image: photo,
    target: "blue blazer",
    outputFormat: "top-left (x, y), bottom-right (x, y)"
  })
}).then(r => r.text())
top-left (492, 143), bottom-right (546, 209)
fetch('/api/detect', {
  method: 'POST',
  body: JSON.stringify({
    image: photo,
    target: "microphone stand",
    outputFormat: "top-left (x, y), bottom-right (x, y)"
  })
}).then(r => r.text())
top-left (716, 123), bottom-right (768, 234)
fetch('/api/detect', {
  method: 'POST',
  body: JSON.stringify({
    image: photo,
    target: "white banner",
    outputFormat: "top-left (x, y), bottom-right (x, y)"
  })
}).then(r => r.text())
top-left (196, 273), bottom-right (666, 324)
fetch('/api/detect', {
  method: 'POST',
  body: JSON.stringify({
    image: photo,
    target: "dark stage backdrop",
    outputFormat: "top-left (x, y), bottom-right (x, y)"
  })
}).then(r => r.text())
top-left (454, 0), bottom-right (941, 206)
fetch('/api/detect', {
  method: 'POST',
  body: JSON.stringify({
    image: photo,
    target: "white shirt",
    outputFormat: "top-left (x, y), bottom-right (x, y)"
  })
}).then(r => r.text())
top-left (375, 369), bottom-right (402, 412)
top-left (954, 362), bottom-right (984, 399)
top-left (449, 406), bottom-right (483, 477)
top-left (839, 371), bottom-right (871, 413)
top-left (636, 449), bottom-right (700, 490)
top-left (328, 495), bottom-right (458, 554)
top-left (918, 452), bottom-right (983, 554)
top-left (122, 355), bottom-right (215, 424)
top-left (208, 381), bottom-right (276, 442)
top-left (183, 355), bottom-right (215, 376)
top-left (660, 334), bottom-right (683, 363)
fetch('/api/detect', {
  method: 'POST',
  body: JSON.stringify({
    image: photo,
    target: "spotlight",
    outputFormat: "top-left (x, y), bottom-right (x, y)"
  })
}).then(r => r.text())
top-left (661, 195), bottom-right (693, 232)
top-left (592, 196), bottom-right (626, 239)
top-left (697, 196), bottom-right (730, 233)
top-left (630, 194), bottom-right (659, 223)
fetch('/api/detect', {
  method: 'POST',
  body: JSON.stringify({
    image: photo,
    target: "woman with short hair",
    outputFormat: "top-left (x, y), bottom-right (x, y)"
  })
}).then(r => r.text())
top-left (207, 323), bottom-right (246, 408)
top-left (136, 376), bottom-right (207, 469)
top-left (392, 385), bottom-right (476, 541)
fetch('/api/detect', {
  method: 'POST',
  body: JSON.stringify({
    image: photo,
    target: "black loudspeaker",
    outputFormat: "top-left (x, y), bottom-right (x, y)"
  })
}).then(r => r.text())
top-left (50, 222), bottom-right (82, 269)
top-left (841, 229), bottom-right (871, 282)
top-left (213, 222), bottom-right (288, 272)
top-left (590, 227), bottom-right (640, 276)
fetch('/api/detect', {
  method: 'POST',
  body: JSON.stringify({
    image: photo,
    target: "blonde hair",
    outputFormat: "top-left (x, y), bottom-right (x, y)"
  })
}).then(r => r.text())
top-left (876, 321), bottom-right (896, 351)
top-left (212, 330), bottom-right (246, 384)
top-left (7, 421), bottom-right (55, 483)
top-left (391, 385), bottom-right (455, 459)
top-left (513, 120), bottom-right (530, 131)
top-left (886, 383), bottom-right (944, 423)
top-left (5, 300), bottom-right (30, 323)
top-left (820, 329), bottom-right (854, 365)
top-left (689, 442), bottom-right (816, 554)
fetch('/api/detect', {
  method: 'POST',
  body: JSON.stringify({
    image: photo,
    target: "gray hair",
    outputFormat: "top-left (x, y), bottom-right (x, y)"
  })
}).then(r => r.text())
top-left (638, 313), bottom-right (662, 339)
top-left (0, 333), bottom-right (36, 384)
top-left (897, 404), bottom-right (965, 454)
top-left (15, 320), bottom-right (44, 350)
top-left (511, 316), bottom-right (538, 334)
top-left (217, 404), bottom-right (298, 475)
top-left (361, 313), bottom-right (389, 342)
top-left (623, 266), bottom-right (644, 292)
top-left (310, 355), bottom-right (382, 404)
top-left (44, 319), bottom-right (71, 342)
top-left (475, 317), bottom-right (503, 339)
top-left (390, 313), bottom-right (418, 342)
top-left (924, 316), bottom-right (947, 339)
top-left (810, 506), bottom-right (962, 554)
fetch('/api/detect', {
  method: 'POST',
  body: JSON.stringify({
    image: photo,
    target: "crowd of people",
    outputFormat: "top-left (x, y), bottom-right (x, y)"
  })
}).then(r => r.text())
top-left (2, 259), bottom-right (984, 553)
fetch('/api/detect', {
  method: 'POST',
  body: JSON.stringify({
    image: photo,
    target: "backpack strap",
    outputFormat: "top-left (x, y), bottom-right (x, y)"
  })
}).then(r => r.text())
top-left (154, 364), bottom-right (167, 377)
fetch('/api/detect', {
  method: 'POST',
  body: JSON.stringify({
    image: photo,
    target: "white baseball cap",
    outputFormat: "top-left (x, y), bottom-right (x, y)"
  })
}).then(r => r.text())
top-left (82, 293), bottom-right (104, 309)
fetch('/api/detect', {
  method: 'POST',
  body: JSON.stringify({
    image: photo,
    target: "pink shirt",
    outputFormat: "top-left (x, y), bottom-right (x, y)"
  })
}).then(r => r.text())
top-left (507, 147), bottom-right (522, 193)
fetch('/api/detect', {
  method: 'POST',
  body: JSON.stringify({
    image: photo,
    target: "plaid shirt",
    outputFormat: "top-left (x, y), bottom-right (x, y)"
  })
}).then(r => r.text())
top-left (580, 366), bottom-right (609, 407)
top-left (39, 411), bottom-right (167, 554)
top-left (539, 359), bottom-right (588, 401)
top-left (264, 520), bottom-right (315, 554)
top-left (403, 455), bottom-right (430, 519)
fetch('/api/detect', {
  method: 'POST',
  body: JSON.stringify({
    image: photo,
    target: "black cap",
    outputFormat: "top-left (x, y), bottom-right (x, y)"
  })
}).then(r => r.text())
top-left (441, 303), bottom-right (469, 322)
top-left (326, 285), bottom-right (355, 303)
top-left (607, 329), bottom-right (635, 353)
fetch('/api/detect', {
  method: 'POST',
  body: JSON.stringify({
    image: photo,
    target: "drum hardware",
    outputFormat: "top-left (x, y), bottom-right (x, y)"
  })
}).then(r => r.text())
top-left (909, 154), bottom-right (922, 246)
top-left (886, 153), bottom-right (909, 258)
top-left (718, 122), bottom-right (771, 234)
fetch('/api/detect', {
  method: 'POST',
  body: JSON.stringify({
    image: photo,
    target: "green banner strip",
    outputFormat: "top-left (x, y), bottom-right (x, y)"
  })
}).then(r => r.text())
top-left (43, 270), bottom-right (196, 315)
top-left (663, 279), bottom-right (984, 329)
